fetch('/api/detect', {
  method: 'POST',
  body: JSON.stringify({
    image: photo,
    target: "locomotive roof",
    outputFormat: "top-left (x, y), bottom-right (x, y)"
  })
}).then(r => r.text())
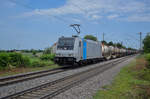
top-left (59, 36), bottom-right (101, 44)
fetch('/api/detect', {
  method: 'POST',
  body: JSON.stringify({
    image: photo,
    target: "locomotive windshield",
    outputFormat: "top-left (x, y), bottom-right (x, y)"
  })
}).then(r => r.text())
top-left (57, 38), bottom-right (75, 50)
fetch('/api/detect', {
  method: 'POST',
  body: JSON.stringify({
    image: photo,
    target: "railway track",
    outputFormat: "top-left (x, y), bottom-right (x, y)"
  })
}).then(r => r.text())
top-left (0, 67), bottom-right (66, 87)
top-left (0, 55), bottom-right (131, 87)
top-left (1, 56), bottom-right (132, 99)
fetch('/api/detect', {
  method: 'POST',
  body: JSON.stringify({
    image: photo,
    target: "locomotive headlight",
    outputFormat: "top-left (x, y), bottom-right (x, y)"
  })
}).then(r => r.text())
top-left (69, 54), bottom-right (73, 57)
top-left (56, 53), bottom-right (61, 56)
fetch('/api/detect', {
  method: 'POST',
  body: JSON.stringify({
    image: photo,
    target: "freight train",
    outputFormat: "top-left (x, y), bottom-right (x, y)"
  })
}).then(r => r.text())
top-left (54, 35), bottom-right (137, 65)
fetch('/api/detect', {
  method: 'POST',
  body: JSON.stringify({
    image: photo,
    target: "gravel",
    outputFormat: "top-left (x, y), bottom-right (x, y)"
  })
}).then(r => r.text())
top-left (0, 56), bottom-right (135, 98)
top-left (52, 56), bottom-right (136, 99)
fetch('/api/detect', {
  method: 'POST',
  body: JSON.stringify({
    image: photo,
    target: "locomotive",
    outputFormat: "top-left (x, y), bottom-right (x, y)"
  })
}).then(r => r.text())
top-left (54, 35), bottom-right (136, 65)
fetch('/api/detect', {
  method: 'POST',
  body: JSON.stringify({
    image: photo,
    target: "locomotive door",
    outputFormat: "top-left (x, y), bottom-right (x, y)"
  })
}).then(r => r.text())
top-left (78, 41), bottom-right (82, 60)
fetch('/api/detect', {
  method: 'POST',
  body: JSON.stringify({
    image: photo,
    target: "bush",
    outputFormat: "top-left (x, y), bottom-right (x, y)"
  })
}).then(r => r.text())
top-left (0, 52), bottom-right (56, 69)
top-left (32, 51), bottom-right (37, 56)
top-left (143, 35), bottom-right (150, 53)
top-left (0, 53), bottom-right (10, 68)
top-left (9, 53), bottom-right (30, 67)
top-left (0, 52), bottom-right (31, 69)
top-left (40, 54), bottom-right (55, 61)
top-left (145, 53), bottom-right (150, 62)
top-left (43, 47), bottom-right (52, 54)
top-left (31, 61), bottom-right (43, 67)
top-left (21, 56), bottom-right (31, 67)
top-left (9, 53), bottom-right (23, 67)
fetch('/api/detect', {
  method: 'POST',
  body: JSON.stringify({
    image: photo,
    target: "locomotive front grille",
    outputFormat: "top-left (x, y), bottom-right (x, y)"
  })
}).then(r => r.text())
top-left (54, 57), bottom-right (76, 65)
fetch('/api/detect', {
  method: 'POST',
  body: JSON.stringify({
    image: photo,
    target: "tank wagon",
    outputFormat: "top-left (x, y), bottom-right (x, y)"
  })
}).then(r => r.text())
top-left (54, 36), bottom-right (103, 65)
top-left (101, 44), bottom-right (112, 60)
top-left (101, 44), bottom-right (137, 59)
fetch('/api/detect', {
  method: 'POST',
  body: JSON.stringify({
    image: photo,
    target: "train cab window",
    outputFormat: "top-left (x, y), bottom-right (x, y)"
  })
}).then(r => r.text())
top-left (79, 41), bottom-right (81, 47)
top-left (57, 38), bottom-right (75, 50)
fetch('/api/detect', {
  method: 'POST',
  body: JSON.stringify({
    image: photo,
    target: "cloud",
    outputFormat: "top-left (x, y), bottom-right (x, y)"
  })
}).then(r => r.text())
top-left (3, 1), bottom-right (16, 8)
top-left (126, 14), bottom-right (150, 22)
top-left (21, 0), bottom-right (150, 22)
top-left (72, 18), bottom-right (81, 23)
top-left (107, 14), bottom-right (119, 20)
top-left (91, 15), bottom-right (102, 20)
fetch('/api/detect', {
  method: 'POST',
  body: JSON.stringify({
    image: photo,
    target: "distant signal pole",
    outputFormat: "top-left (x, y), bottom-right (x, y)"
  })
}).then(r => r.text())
top-left (139, 32), bottom-right (142, 50)
top-left (103, 32), bottom-right (105, 41)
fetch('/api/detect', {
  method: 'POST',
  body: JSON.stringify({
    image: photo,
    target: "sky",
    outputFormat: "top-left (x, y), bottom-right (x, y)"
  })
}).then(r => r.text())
top-left (0, 0), bottom-right (150, 50)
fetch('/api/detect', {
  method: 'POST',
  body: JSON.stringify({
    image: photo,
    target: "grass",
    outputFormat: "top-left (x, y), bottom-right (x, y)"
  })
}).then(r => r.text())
top-left (93, 55), bottom-right (150, 99)
top-left (0, 65), bottom-right (59, 77)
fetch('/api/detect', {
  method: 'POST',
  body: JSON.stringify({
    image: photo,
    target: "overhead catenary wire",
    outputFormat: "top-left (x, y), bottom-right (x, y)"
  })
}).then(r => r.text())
top-left (123, 38), bottom-right (138, 49)
top-left (8, 0), bottom-right (71, 24)
top-left (102, 32), bottom-right (139, 49)
top-left (122, 34), bottom-right (139, 49)
top-left (126, 33), bottom-right (139, 41)
top-left (8, 0), bottom-right (91, 36)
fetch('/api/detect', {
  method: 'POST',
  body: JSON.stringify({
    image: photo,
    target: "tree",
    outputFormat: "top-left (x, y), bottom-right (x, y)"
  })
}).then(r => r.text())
top-left (116, 43), bottom-right (122, 48)
top-left (143, 35), bottom-right (150, 53)
top-left (128, 47), bottom-right (132, 50)
top-left (101, 40), bottom-right (107, 45)
top-left (84, 35), bottom-right (97, 41)
top-left (122, 46), bottom-right (126, 49)
top-left (108, 41), bottom-right (114, 46)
